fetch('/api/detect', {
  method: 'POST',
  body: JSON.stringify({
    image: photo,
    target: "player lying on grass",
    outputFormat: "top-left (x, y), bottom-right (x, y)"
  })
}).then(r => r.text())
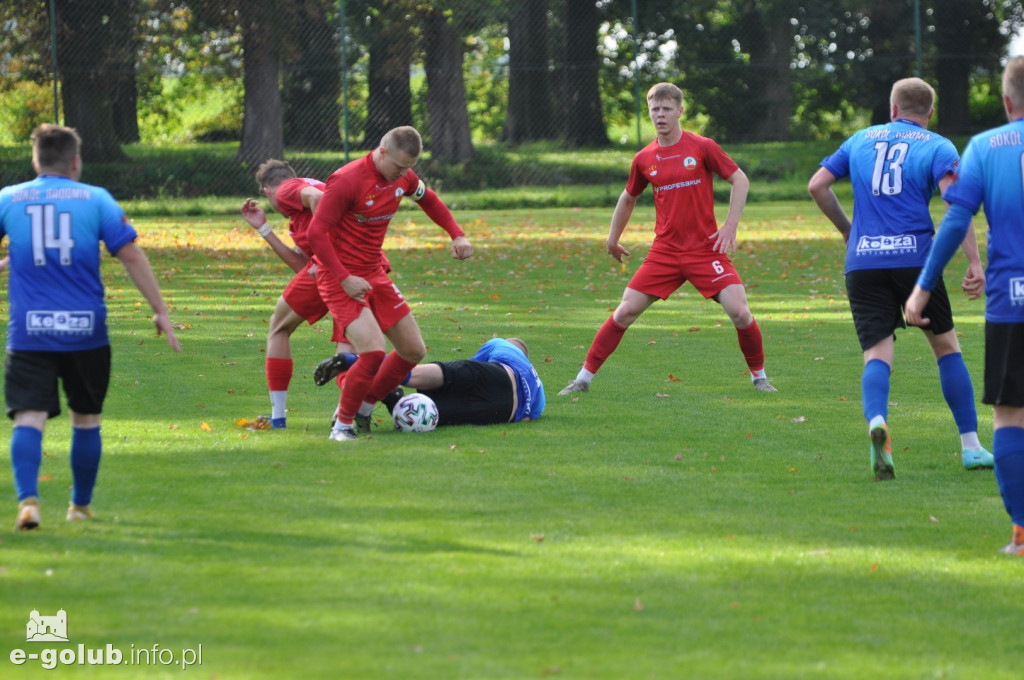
top-left (314, 338), bottom-right (545, 427)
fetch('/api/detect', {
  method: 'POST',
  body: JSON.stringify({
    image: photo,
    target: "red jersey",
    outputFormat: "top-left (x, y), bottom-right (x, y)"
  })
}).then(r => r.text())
top-left (626, 132), bottom-right (739, 256)
top-left (308, 153), bottom-right (462, 282)
top-left (273, 177), bottom-right (325, 254)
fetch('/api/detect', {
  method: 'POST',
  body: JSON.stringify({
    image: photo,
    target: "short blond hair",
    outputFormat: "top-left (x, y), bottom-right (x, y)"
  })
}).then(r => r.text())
top-left (1003, 56), bottom-right (1024, 110)
top-left (381, 126), bottom-right (423, 157)
top-left (255, 159), bottom-right (297, 189)
top-left (646, 82), bottom-right (684, 108)
top-left (890, 77), bottom-right (935, 117)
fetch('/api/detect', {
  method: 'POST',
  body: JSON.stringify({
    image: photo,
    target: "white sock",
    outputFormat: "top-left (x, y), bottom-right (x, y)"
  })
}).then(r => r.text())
top-left (868, 415), bottom-right (886, 432)
top-left (750, 369), bottom-right (767, 382)
top-left (575, 369), bottom-right (594, 384)
top-left (961, 432), bottom-right (982, 451)
top-left (358, 402), bottom-right (374, 417)
top-left (270, 391), bottom-right (287, 419)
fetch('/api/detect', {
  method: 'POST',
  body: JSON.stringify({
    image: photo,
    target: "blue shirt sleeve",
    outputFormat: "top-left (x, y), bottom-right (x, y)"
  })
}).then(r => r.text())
top-left (916, 202), bottom-right (973, 290)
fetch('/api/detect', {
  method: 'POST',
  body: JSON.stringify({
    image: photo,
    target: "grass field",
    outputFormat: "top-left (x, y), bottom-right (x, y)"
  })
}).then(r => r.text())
top-left (1, 197), bottom-right (1017, 679)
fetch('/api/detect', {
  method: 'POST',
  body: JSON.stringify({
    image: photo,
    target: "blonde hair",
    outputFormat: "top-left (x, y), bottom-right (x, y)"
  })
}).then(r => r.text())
top-left (255, 159), bottom-right (297, 189)
top-left (1003, 56), bottom-right (1024, 111)
top-left (31, 124), bottom-right (80, 172)
top-left (506, 337), bottom-right (528, 358)
top-left (381, 126), bottom-right (423, 157)
top-left (890, 77), bottom-right (935, 117)
top-left (646, 82), bottom-right (684, 109)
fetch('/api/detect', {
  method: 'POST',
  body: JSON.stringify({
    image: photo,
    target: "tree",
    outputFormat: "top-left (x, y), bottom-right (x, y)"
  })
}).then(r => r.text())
top-left (55, 0), bottom-right (130, 161)
top-left (558, 0), bottom-right (608, 146)
top-left (502, 0), bottom-right (553, 144)
top-left (362, 2), bottom-right (417, 148)
top-left (282, 0), bottom-right (341, 149)
top-left (422, 7), bottom-right (474, 163)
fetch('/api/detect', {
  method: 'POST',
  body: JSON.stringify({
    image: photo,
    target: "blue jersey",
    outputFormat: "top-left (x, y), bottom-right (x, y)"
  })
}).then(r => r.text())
top-left (0, 174), bottom-right (137, 351)
top-left (472, 338), bottom-right (546, 422)
top-left (943, 118), bottom-right (1024, 323)
top-left (820, 119), bottom-right (959, 273)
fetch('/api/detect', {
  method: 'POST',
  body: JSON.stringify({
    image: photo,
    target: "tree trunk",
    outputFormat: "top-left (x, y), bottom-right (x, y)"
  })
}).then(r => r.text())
top-left (743, 7), bottom-right (791, 141)
top-left (236, 12), bottom-right (285, 168)
top-left (559, 0), bottom-right (608, 147)
top-left (56, 0), bottom-right (127, 162)
top-left (423, 8), bottom-right (473, 163)
top-left (283, 0), bottom-right (340, 149)
top-left (502, 0), bottom-right (553, 144)
top-left (362, 7), bottom-right (415, 149)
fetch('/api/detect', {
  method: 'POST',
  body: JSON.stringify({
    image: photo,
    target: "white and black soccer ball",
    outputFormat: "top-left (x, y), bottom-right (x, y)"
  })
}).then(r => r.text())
top-left (392, 393), bottom-right (439, 433)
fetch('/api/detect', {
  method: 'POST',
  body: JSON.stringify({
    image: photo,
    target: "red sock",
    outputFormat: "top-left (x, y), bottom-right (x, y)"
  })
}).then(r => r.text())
top-left (367, 352), bottom-right (419, 403)
top-left (583, 317), bottom-right (628, 374)
top-left (337, 350), bottom-right (385, 424)
top-left (736, 319), bottom-right (765, 372)
top-left (266, 357), bottom-right (293, 392)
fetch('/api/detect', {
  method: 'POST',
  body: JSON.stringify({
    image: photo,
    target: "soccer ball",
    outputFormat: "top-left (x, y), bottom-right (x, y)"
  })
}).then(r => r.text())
top-left (392, 393), bottom-right (439, 432)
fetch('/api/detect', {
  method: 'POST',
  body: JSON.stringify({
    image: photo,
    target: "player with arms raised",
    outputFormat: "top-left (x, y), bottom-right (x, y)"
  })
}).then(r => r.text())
top-left (307, 126), bottom-right (472, 442)
top-left (559, 82), bottom-right (776, 396)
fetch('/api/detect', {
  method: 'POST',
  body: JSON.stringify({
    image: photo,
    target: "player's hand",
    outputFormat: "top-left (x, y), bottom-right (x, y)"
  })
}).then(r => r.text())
top-left (904, 286), bottom-right (932, 327)
top-left (962, 262), bottom-right (985, 300)
top-left (709, 223), bottom-right (738, 254)
top-left (341, 275), bottom-right (372, 302)
top-left (451, 235), bottom-right (473, 260)
top-left (0, 256), bottom-right (8, 272)
top-left (607, 241), bottom-right (630, 263)
top-left (307, 263), bottom-right (318, 279)
top-left (153, 311), bottom-right (182, 352)
top-left (240, 198), bottom-right (267, 230)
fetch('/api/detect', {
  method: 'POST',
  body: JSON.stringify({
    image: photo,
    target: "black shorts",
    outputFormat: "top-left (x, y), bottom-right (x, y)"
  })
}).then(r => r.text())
top-left (983, 322), bottom-right (1024, 407)
top-left (5, 346), bottom-right (111, 419)
top-left (419, 360), bottom-right (515, 427)
top-left (845, 267), bottom-right (954, 351)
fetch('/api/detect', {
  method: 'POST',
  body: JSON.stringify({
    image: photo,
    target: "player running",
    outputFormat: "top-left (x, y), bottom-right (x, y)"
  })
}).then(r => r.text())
top-left (809, 77), bottom-right (991, 479)
top-left (906, 57), bottom-right (1024, 553)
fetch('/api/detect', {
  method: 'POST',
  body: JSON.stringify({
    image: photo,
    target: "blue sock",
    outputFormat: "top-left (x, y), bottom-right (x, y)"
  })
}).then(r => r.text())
top-left (861, 359), bottom-right (891, 424)
top-left (994, 428), bottom-right (1024, 526)
top-left (10, 426), bottom-right (43, 502)
top-left (70, 426), bottom-right (102, 507)
top-left (937, 353), bottom-right (978, 434)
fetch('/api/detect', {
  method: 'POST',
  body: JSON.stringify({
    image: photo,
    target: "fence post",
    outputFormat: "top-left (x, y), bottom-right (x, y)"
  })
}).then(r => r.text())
top-left (631, 0), bottom-right (641, 149)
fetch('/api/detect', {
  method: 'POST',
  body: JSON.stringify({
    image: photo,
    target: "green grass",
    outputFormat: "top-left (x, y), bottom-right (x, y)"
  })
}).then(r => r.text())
top-left (0, 200), bottom-right (1012, 679)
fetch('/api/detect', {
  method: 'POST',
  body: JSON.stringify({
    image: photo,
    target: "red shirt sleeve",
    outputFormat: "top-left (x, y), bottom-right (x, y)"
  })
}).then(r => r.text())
top-left (306, 172), bottom-right (354, 283)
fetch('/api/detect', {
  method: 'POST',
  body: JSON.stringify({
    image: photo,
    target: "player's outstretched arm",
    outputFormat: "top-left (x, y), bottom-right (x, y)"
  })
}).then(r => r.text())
top-left (115, 241), bottom-right (182, 352)
top-left (241, 198), bottom-right (308, 273)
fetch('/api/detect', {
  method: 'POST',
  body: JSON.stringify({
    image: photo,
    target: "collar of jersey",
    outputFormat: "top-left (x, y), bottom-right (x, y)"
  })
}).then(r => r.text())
top-left (894, 118), bottom-right (923, 128)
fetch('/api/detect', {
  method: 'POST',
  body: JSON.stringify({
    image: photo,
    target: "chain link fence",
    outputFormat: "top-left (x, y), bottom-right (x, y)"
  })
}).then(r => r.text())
top-left (0, 1), bottom-right (1021, 198)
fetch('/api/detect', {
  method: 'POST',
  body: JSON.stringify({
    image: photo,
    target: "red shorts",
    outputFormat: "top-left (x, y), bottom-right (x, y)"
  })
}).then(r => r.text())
top-left (628, 248), bottom-right (742, 300)
top-left (282, 261), bottom-right (345, 340)
top-left (317, 268), bottom-right (411, 342)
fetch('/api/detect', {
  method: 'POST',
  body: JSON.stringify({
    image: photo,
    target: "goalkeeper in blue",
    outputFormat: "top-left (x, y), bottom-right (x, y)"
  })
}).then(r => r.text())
top-left (809, 77), bottom-right (991, 481)
top-left (906, 57), bottom-right (1024, 554)
top-left (0, 124), bottom-right (181, 531)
